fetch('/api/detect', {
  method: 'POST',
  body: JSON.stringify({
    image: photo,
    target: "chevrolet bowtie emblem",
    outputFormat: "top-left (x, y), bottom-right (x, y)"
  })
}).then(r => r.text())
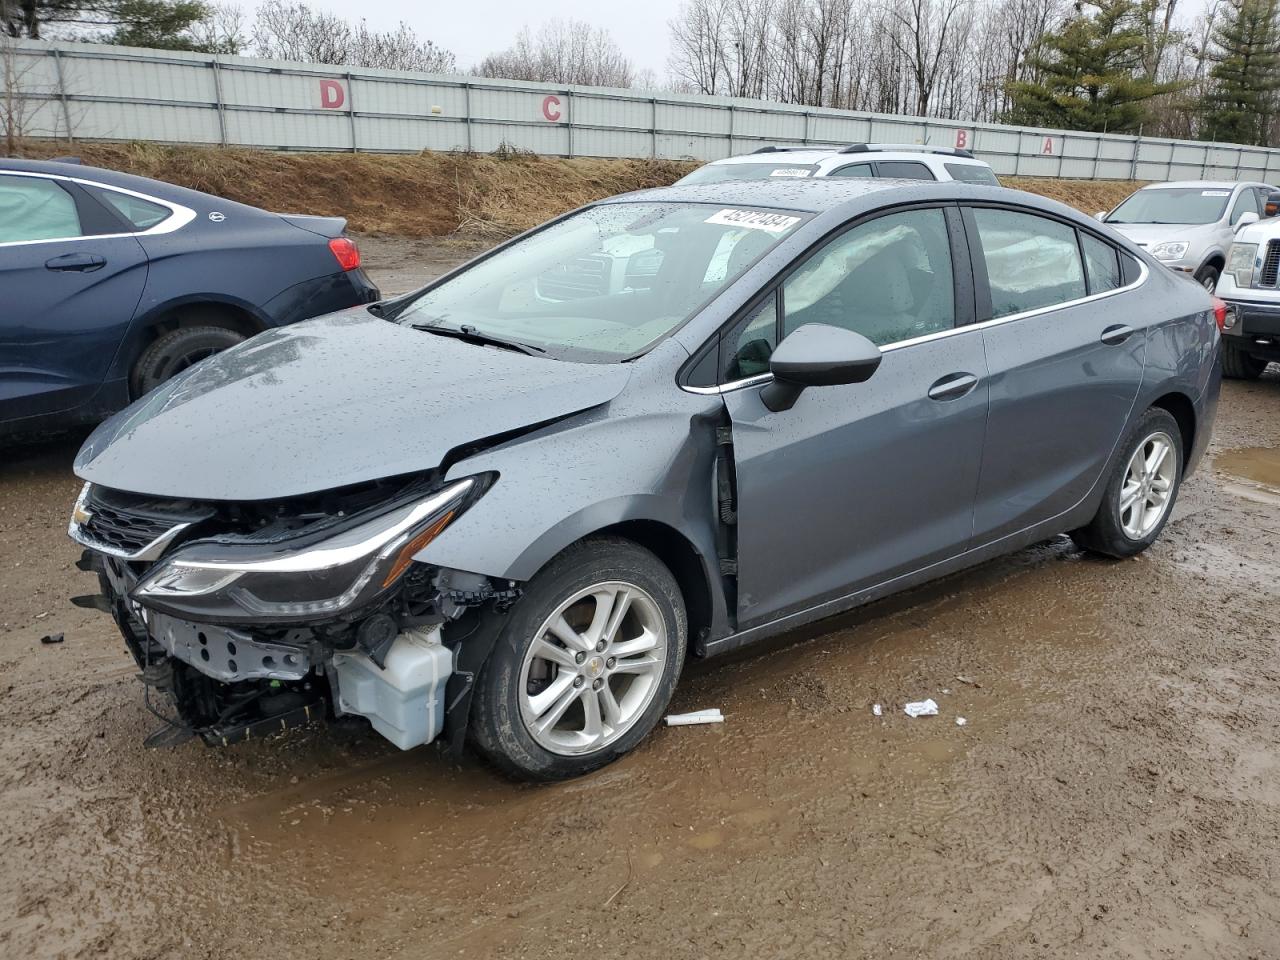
top-left (72, 503), bottom-right (93, 526)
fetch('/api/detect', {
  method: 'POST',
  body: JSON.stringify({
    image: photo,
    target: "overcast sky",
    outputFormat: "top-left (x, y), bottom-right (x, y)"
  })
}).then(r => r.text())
top-left (299, 0), bottom-right (680, 76)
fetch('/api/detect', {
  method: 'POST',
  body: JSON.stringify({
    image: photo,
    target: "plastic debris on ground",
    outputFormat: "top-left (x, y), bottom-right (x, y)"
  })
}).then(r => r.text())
top-left (665, 708), bottom-right (724, 726)
top-left (872, 703), bottom-right (883, 717)
top-left (40, 633), bottom-right (64, 645)
top-left (903, 698), bottom-right (939, 718)
top-left (956, 717), bottom-right (968, 726)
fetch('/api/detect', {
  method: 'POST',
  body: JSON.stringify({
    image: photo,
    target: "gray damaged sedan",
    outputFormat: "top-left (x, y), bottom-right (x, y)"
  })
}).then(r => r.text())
top-left (69, 178), bottom-right (1222, 780)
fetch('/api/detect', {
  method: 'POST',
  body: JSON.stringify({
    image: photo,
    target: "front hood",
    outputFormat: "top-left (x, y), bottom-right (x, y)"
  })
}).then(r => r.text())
top-left (1107, 222), bottom-right (1217, 249)
top-left (76, 309), bottom-right (632, 500)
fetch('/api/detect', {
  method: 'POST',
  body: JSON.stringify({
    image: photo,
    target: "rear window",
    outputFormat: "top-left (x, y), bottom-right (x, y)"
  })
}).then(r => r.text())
top-left (86, 186), bottom-right (171, 230)
top-left (945, 163), bottom-right (999, 185)
top-left (678, 163), bottom-right (819, 185)
top-left (972, 207), bottom-right (1086, 318)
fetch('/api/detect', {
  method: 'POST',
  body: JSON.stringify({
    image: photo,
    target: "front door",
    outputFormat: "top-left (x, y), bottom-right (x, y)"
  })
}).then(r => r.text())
top-left (722, 206), bottom-right (990, 630)
top-left (0, 173), bottom-right (148, 422)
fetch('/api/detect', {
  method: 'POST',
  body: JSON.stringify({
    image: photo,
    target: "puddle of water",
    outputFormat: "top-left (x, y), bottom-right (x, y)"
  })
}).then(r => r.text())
top-left (1215, 446), bottom-right (1280, 495)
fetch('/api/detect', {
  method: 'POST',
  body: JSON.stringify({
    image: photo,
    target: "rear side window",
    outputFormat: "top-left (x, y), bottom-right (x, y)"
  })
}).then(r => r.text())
top-left (945, 163), bottom-right (999, 185)
top-left (971, 208), bottom-right (1086, 318)
top-left (1081, 233), bottom-right (1122, 294)
top-left (0, 175), bottom-right (82, 242)
top-left (829, 163), bottom-right (873, 178)
top-left (877, 161), bottom-right (936, 181)
top-left (86, 186), bottom-right (171, 230)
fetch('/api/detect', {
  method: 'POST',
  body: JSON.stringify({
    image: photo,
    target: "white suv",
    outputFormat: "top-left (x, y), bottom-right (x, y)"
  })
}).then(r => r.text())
top-left (677, 143), bottom-right (999, 186)
top-left (1217, 201), bottom-right (1280, 378)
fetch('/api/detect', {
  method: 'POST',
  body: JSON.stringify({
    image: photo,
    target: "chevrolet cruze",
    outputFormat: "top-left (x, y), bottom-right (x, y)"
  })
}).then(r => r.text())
top-left (69, 178), bottom-right (1221, 780)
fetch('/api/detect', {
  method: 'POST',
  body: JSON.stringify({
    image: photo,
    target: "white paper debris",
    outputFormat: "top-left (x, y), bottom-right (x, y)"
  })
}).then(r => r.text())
top-left (872, 704), bottom-right (883, 717)
top-left (903, 699), bottom-right (939, 718)
top-left (955, 717), bottom-right (967, 726)
top-left (665, 708), bottom-right (724, 727)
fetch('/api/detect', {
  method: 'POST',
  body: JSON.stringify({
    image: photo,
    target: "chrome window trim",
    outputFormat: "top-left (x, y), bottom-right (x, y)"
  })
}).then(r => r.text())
top-left (0, 170), bottom-right (197, 248)
top-left (683, 256), bottom-right (1150, 396)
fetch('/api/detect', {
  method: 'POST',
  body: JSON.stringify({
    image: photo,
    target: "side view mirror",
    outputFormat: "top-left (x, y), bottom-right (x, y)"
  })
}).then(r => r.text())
top-left (761, 323), bottom-right (882, 412)
top-left (1236, 211), bottom-right (1260, 231)
top-left (1094, 211), bottom-right (1108, 222)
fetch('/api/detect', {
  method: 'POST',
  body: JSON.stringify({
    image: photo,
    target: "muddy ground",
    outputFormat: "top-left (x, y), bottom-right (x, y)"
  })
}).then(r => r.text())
top-left (3, 238), bottom-right (1280, 960)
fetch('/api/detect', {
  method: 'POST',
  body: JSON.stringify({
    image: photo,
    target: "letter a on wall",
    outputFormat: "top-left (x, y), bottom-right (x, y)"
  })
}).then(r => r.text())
top-left (1042, 136), bottom-right (1056, 155)
top-left (320, 79), bottom-right (346, 109)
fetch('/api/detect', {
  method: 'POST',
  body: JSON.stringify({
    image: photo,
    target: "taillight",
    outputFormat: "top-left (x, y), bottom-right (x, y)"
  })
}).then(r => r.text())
top-left (1211, 295), bottom-right (1227, 331)
top-left (328, 236), bottom-right (360, 271)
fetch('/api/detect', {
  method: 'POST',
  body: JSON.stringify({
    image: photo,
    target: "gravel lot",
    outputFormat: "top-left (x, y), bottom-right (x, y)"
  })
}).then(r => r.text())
top-left (3, 237), bottom-right (1280, 960)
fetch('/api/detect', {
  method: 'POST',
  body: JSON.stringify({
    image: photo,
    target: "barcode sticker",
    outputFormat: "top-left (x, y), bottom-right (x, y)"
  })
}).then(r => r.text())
top-left (704, 209), bottom-right (802, 233)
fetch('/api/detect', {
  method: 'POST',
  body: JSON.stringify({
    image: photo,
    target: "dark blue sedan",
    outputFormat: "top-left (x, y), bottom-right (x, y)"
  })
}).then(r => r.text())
top-left (0, 158), bottom-right (379, 436)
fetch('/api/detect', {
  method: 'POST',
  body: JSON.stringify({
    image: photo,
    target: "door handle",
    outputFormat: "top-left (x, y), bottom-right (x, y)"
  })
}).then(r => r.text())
top-left (1100, 324), bottom-right (1136, 345)
top-left (45, 252), bottom-right (106, 273)
top-left (927, 372), bottom-right (979, 401)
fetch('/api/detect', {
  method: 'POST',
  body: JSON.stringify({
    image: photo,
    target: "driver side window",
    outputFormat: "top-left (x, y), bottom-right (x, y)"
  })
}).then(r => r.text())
top-left (1231, 189), bottom-right (1260, 224)
top-left (720, 208), bottom-right (956, 382)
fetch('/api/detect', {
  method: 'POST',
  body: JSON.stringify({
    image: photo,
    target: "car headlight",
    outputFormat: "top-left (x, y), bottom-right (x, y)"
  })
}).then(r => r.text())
top-left (1226, 242), bottom-right (1258, 288)
top-left (1149, 241), bottom-right (1190, 261)
top-left (133, 477), bottom-right (482, 624)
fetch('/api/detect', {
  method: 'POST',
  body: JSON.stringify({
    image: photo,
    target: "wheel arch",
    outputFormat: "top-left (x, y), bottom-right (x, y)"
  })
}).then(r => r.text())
top-left (1150, 391), bottom-right (1196, 467)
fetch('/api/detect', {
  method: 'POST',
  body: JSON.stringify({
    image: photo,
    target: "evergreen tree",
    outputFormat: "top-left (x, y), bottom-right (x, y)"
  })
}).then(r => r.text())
top-left (3, 0), bottom-right (232, 52)
top-left (1003, 0), bottom-right (1182, 134)
top-left (1200, 0), bottom-right (1280, 146)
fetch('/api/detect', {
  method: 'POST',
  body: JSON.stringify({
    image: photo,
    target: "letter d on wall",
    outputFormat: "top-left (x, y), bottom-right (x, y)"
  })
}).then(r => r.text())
top-left (320, 79), bottom-right (346, 110)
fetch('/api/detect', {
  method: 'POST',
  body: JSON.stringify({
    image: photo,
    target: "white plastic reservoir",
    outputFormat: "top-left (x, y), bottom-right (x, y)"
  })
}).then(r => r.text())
top-left (331, 626), bottom-right (452, 750)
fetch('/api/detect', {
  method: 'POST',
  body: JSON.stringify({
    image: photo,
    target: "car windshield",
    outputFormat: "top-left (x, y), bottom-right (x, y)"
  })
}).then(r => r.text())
top-left (396, 202), bottom-right (808, 361)
top-left (678, 163), bottom-right (819, 185)
top-left (1106, 187), bottom-right (1232, 225)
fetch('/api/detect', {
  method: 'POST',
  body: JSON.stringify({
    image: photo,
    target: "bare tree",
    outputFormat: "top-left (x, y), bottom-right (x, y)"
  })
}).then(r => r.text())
top-left (252, 2), bottom-right (455, 72)
top-left (478, 19), bottom-right (634, 86)
top-left (1, 32), bottom-right (63, 154)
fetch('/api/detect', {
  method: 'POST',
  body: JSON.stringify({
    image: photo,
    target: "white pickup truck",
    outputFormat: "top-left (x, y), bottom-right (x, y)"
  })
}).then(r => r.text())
top-left (1218, 195), bottom-right (1280, 378)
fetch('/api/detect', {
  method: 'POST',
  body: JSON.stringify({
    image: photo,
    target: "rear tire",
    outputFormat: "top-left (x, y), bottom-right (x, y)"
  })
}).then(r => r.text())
top-left (1221, 341), bottom-right (1268, 380)
top-left (470, 537), bottom-right (686, 782)
top-left (130, 325), bottom-right (245, 397)
top-left (1071, 407), bottom-right (1183, 559)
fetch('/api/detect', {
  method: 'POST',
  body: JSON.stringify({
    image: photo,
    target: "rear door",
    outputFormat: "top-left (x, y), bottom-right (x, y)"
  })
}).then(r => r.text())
top-left (0, 173), bottom-right (148, 422)
top-left (964, 204), bottom-right (1147, 543)
top-left (722, 205), bottom-right (990, 629)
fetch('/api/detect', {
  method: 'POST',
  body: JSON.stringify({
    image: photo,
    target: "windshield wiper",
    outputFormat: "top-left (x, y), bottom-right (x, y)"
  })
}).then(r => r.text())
top-left (410, 323), bottom-right (545, 355)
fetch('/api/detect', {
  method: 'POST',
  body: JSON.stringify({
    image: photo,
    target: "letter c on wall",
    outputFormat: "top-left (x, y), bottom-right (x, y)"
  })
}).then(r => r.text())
top-left (542, 95), bottom-right (562, 122)
top-left (320, 79), bottom-right (346, 110)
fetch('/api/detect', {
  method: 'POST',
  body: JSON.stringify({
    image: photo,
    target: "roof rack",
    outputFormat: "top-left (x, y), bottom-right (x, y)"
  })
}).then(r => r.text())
top-left (750, 145), bottom-right (807, 154)
top-left (838, 142), bottom-right (975, 159)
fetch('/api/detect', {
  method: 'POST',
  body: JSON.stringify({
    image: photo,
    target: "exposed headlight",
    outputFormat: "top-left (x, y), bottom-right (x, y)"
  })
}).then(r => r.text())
top-left (1149, 241), bottom-right (1190, 261)
top-left (1226, 242), bottom-right (1258, 289)
top-left (133, 477), bottom-right (482, 624)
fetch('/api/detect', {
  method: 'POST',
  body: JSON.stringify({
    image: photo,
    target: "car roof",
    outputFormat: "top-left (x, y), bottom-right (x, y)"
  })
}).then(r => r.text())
top-left (708, 147), bottom-right (988, 167)
top-left (604, 176), bottom-right (1077, 220)
top-left (1141, 180), bottom-right (1266, 190)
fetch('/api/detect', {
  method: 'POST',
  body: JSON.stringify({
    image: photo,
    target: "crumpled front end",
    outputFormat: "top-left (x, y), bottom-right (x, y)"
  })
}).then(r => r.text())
top-left (69, 475), bottom-right (518, 749)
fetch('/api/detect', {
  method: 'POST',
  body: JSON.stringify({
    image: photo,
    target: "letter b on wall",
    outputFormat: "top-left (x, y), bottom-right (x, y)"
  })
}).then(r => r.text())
top-left (320, 79), bottom-right (346, 109)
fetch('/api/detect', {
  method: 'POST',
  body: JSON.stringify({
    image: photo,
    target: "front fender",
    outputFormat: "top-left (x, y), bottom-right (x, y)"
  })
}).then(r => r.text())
top-left (415, 379), bottom-right (730, 634)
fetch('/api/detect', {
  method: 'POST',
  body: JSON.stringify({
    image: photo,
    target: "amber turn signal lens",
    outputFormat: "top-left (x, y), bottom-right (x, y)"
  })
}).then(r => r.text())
top-left (382, 511), bottom-right (454, 588)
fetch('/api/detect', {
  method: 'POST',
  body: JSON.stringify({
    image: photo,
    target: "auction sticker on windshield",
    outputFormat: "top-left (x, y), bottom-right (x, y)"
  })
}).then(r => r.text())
top-left (705, 209), bottom-right (803, 232)
top-left (1202, 190), bottom-right (1230, 197)
top-left (769, 169), bottom-right (812, 177)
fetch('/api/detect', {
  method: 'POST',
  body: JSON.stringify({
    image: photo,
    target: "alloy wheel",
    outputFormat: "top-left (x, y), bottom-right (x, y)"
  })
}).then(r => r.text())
top-left (1119, 431), bottom-right (1177, 539)
top-left (518, 581), bottom-right (667, 756)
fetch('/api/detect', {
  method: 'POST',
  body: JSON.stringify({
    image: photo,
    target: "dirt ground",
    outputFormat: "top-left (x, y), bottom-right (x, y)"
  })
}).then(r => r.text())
top-left (4, 239), bottom-right (1280, 960)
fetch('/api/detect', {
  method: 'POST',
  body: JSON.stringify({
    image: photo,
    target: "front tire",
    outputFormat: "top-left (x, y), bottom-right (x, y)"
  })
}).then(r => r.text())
top-left (470, 537), bottom-right (687, 781)
top-left (1071, 408), bottom-right (1183, 558)
top-left (1195, 264), bottom-right (1220, 292)
top-left (1221, 341), bottom-right (1268, 380)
